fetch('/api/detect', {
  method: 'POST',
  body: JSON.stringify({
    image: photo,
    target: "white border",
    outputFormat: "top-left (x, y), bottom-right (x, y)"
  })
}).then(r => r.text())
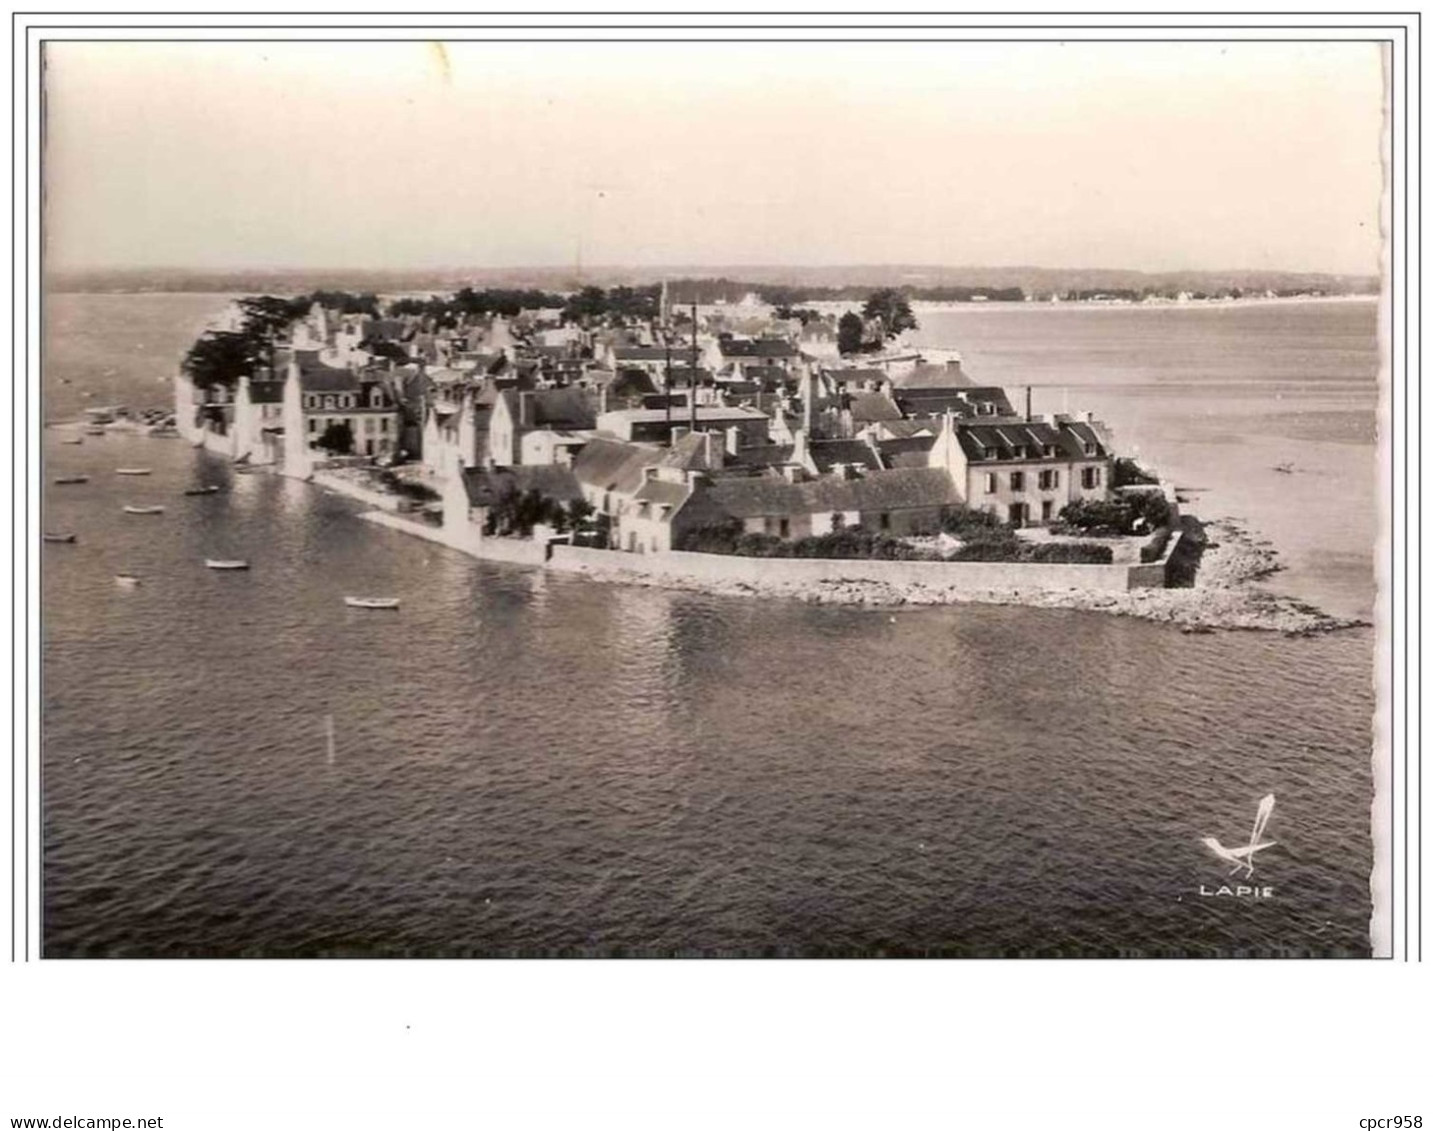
top-left (4, 12), bottom-right (1425, 1130)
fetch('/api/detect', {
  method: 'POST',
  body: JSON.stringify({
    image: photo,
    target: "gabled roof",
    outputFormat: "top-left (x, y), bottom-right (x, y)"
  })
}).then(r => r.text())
top-left (848, 391), bottom-right (903, 424)
top-left (876, 435), bottom-right (937, 469)
top-left (686, 467), bottom-right (961, 522)
top-left (956, 419), bottom-right (1088, 463)
top-left (632, 478), bottom-right (691, 507)
top-left (808, 439), bottom-right (882, 474)
top-left (894, 385), bottom-right (1015, 419)
top-left (499, 387), bottom-right (599, 431)
top-left (659, 431), bottom-right (723, 472)
top-left (294, 350), bottom-right (360, 393)
top-left (572, 437), bottom-right (665, 495)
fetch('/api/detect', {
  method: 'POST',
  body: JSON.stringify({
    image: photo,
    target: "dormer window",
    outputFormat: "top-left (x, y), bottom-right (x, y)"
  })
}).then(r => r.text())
top-left (1083, 442), bottom-right (1097, 456)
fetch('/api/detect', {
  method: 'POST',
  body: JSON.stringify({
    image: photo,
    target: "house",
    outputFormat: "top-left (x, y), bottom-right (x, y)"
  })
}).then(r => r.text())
top-left (716, 337), bottom-right (801, 377)
top-left (672, 465), bottom-right (964, 542)
top-left (571, 437), bottom-right (666, 521)
top-left (488, 387), bottom-right (600, 466)
top-left (928, 411), bottom-right (1115, 526)
top-left (286, 350), bottom-right (402, 459)
top-left (453, 464), bottom-right (586, 536)
top-left (892, 385), bottom-right (1016, 421)
top-left (594, 404), bottom-right (771, 447)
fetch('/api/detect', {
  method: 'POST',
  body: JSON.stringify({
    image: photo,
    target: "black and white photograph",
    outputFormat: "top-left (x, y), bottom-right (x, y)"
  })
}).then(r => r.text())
top-left (31, 32), bottom-right (1392, 960)
top-left (6, 10), bottom-right (1429, 1131)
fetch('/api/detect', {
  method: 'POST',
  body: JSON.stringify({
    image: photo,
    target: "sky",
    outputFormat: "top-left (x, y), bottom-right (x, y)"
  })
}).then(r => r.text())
top-left (43, 40), bottom-right (1386, 275)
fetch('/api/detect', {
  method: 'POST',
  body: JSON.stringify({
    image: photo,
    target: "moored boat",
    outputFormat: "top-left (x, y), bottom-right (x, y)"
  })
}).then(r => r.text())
top-left (205, 559), bottom-right (250, 570)
top-left (60, 436), bottom-right (84, 445)
top-left (184, 485), bottom-right (222, 496)
top-left (114, 574), bottom-right (141, 587)
top-left (115, 467), bottom-right (152, 475)
top-left (54, 475), bottom-right (89, 485)
top-left (43, 533), bottom-right (77, 543)
top-left (345, 596), bottom-right (400, 610)
top-left (122, 504), bottom-right (165, 515)
top-left (85, 427), bottom-right (107, 436)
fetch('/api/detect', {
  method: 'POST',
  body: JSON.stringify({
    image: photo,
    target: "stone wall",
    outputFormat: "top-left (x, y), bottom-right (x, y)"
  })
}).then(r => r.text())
top-left (549, 544), bottom-right (1157, 592)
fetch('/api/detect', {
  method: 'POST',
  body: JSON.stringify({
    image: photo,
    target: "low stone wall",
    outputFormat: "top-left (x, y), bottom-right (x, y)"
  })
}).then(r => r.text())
top-left (310, 470), bottom-right (404, 512)
top-left (1126, 529), bottom-right (1182, 589)
top-left (359, 511), bottom-right (549, 566)
top-left (549, 544), bottom-right (1149, 592)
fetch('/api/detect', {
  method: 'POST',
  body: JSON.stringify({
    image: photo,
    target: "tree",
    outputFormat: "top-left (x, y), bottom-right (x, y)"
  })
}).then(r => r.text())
top-left (861, 288), bottom-right (919, 340)
top-left (317, 420), bottom-right (354, 454)
top-left (837, 312), bottom-right (866, 356)
top-left (182, 330), bottom-right (259, 390)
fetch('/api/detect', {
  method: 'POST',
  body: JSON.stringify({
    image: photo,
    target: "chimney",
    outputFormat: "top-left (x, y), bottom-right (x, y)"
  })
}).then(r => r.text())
top-left (599, 383), bottom-right (609, 415)
top-left (518, 390), bottom-right (535, 427)
top-left (725, 425), bottom-right (741, 456)
top-left (703, 431), bottom-right (721, 469)
top-left (671, 425), bottom-right (690, 446)
top-left (1025, 386), bottom-right (1033, 422)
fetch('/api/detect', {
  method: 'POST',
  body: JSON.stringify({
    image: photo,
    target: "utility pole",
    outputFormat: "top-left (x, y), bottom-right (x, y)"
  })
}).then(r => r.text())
top-left (690, 302), bottom-right (699, 433)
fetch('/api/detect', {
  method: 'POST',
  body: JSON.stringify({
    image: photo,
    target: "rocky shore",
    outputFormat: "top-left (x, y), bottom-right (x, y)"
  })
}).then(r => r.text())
top-left (553, 518), bottom-right (1368, 636)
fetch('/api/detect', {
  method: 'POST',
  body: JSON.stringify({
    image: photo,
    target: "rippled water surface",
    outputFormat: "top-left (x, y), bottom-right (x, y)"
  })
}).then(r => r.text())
top-left (41, 295), bottom-right (1379, 956)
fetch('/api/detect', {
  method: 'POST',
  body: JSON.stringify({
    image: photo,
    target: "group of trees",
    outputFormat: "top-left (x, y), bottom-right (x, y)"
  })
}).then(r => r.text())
top-left (1057, 493), bottom-right (1173, 537)
top-left (482, 489), bottom-right (597, 539)
top-left (837, 289), bottom-right (920, 355)
top-left (561, 284), bottom-right (662, 327)
top-left (388, 287), bottom-right (568, 323)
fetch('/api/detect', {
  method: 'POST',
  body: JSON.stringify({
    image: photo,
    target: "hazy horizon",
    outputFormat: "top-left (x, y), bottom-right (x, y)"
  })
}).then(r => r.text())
top-left (45, 41), bottom-right (1385, 277)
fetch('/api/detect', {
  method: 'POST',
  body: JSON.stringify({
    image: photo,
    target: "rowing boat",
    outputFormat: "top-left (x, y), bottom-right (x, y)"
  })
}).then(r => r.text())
top-left (115, 468), bottom-right (152, 475)
top-left (184, 485), bottom-right (222, 496)
top-left (344, 596), bottom-right (400, 610)
top-left (123, 505), bottom-right (165, 515)
top-left (114, 574), bottom-right (141, 587)
top-left (205, 559), bottom-right (250, 570)
top-left (54, 475), bottom-right (89, 485)
top-left (43, 533), bottom-right (77, 544)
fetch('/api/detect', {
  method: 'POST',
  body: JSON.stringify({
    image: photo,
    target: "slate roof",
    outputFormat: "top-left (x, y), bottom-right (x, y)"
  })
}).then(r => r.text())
top-left (876, 435), bottom-right (937, 469)
top-left (848, 391), bottom-right (904, 424)
top-left (632, 478), bottom-right (691, 507)
top-left (294, 350), bottom-right (360, 393)
top-left (808, 439), bottom-right (882, 474)
top-left (502, 387), bottom-right (599, 431)
top-left (894, 385), bottom-right (1016, 419)
top-left (684, 467), bottom-right (961, 522)
top-left (572, 437), bottom-right (666, 495)
top-left (955, 419), bottom-right (1108, 463)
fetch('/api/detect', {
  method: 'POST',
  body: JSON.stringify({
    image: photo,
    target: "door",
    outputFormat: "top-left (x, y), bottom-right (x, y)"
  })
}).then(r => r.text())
top-left (1008, 502), bottom-right (1027, 528)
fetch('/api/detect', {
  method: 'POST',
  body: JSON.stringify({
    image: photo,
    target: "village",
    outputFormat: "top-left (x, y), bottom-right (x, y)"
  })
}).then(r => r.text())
top-left (171, 282), bottom-right (1191, 599)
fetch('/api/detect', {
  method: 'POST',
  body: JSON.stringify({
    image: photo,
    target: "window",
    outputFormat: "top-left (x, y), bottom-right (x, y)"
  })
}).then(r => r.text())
top-left (1082, 466), bottom-right (1102, 489)
top-left (1038, 469), bottom-right (1059, 490)
top-left (1009, 471), bottom-right (1025, 492)
top-left (381, 418), bottom-right (390, 433)
top-left (1083, 442), bottom-right (1097, 457)
top-left (984, 472), bottom-right (998, 494)
top-left (779, 518), bottom-right (790, 538)
top-left (308, 418), bottom-right (316, 433)
top-left (880, 512), bottom-right (891, 530)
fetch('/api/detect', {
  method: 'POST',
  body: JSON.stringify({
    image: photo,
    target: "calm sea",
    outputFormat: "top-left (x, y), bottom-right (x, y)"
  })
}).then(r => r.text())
top-left (40, 294), bottom-right (1380, 956)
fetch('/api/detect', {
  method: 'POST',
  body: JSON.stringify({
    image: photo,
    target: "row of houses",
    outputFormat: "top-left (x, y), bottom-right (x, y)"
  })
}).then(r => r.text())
top-left (177, 294), bottom-right (1122, 553)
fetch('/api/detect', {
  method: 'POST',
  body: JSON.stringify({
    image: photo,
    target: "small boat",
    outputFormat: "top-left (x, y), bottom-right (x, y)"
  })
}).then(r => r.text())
top-left (205, 559), bottom-right (250, 570)
top-left (43, 533), bottom-right (77, 543)
top-left (54, 475), bottom-right (89, 485)
top-left (60, 436), bottom-right (84, 445)
top-left (85, 427), bottom-right (106, 436)
top-left (184, 485), bottom-right (222, 496)
top-left (345, 596), bottom-right (400, 610)
top-left (114, 574), bottom-right (141, 587)
top-left (1273, 462), bottom-right (1295, 475)
top-left (115, 468), bottom-right (152, 476)
top-left (122, 505), bottom-right (165, 515)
